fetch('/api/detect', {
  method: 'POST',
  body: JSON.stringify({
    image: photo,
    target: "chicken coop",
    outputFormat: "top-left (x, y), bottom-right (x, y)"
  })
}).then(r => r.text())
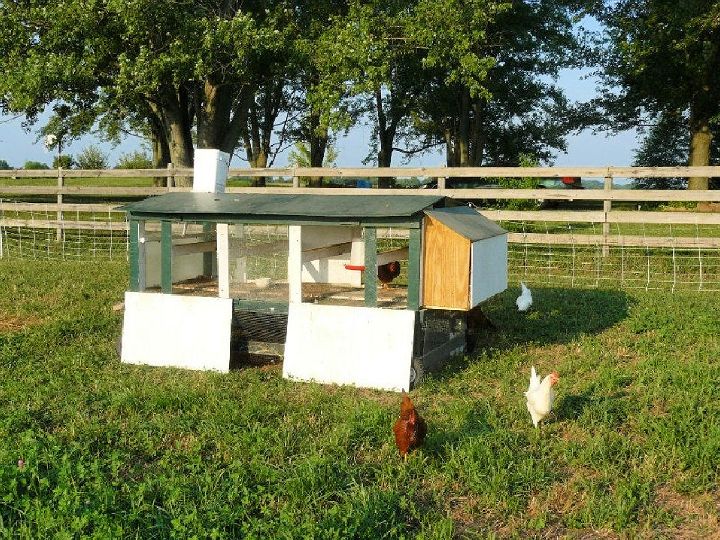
top-left (120, 184), bottom-right (508, 392)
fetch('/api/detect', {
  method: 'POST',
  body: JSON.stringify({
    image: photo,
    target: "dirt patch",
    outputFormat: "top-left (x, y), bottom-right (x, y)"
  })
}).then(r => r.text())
top-left (655, 486), bottom-right (720, 539)
top-left (0, 314), bottom-right (43, 333)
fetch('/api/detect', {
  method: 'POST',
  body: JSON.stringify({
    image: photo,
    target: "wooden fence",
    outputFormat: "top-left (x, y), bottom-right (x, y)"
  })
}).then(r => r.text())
top-left (1, 166), bottom-right (720, 250)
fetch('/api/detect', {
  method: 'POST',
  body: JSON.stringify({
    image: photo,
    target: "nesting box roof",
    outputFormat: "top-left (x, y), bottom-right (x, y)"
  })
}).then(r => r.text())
top-left (424, 206), bottom-right (507, 241)
top-left (122, 192), bottom-right (445, 225)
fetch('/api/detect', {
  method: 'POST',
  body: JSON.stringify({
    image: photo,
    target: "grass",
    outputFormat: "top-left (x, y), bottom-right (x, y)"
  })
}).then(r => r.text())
top-left (1, 260), bottom-right (719, 538)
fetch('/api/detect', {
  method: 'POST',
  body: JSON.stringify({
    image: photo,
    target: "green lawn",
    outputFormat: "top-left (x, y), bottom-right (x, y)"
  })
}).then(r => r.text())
top-left (1, 260), bottom-right (718, 537)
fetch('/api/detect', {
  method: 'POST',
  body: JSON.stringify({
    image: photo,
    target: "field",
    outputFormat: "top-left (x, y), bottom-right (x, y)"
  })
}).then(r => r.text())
top-left (1, 260), bottom-right (719, 538)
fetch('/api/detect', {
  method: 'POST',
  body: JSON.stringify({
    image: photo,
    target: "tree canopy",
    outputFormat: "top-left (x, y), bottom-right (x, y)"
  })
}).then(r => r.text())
top-left (596, 0), bottom-right (720, 189)
top-left (1, 0), bottom-right (591, 179)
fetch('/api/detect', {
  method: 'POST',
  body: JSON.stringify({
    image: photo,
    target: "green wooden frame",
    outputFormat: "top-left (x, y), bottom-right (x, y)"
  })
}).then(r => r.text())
top-left (363, 227), bottom-right (377, 307)
top-left (161, 220), bottom-right (172, 293)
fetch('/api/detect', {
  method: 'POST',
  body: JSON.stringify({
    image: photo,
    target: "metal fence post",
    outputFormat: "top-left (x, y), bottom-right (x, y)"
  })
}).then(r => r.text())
top-left (56, 167), bottom-right (64, 242)
top-left (166, 162), bottom-right (175, 189)
top-left (603, 171), bottom-right (613, 257)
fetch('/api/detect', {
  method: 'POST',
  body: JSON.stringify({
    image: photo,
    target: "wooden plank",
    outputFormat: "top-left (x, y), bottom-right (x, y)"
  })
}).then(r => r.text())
top-left (301, 241), bottom-right (352, 263)
top-left (217, 224), bottom-right (230, 298)
top-left (507, 232), bottom-right (720, 249)
top-left (161, 221), bottom-right (173, 294)
top-left (129, 219), bottom-right (140, 291)
top-left (0, 218), bottom-right (129, 231)
top-left (0, 186), bottom-right (174, 196)
top-left (364, 227), bottom-right (377, 307)
top-left (606, 211), bottom-right (720, 225)
top-left (407, 228), bottom-right (421, 311)
top-left (0, 202), bottom-right (124, 213)
top-left (223, 186), bottom-right (720, 202)
top-left (3, 165), bottom-right (720, 180)
top-left (479, 210), bottom-right (606, 222)
top-left (422, 216), bottom-right (469, 310)
top-left (173, 240), bottom-right (217, 256)
top-left (0, 168), bottom-right (181, 178)
top-left (288, 225), bottom-right (302, 303)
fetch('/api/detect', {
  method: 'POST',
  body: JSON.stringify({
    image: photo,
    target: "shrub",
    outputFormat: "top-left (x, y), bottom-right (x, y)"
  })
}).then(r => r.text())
top-left (23, 160), bottom-right (50, 170)
top-left (52, 155), bottom-right (75, 169)
top-left (76, 145), bottom-right (108, 169)
top-left (115, 150), bottom-right (153, 169)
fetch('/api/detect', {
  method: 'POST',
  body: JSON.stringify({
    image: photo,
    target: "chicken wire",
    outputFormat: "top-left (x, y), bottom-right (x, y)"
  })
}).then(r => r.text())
top-left (0, 200), bottom-right (127, 261)
top-left (504, 220), bottom-right (720, 291)
top-left (1, 203), bottom-right (719, 292)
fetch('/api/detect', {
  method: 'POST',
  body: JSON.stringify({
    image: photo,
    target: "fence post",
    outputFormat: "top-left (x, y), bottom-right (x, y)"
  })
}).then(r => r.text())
top-left (292, 175), bottom-right (300, 188)
top-left (603, 171), bottom-right (613, 257)
top-left (56, 167), bottom-right (64, 242)
top-left (437, 177), bottom-right (446, 191)
top-left (166, 162), bottom-right (175, 189)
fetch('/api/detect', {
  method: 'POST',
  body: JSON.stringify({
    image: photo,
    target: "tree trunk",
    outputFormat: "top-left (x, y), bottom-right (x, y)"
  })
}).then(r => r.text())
top-left (688, 117), bottom-right (712, 191)
top-left (149, 113), bottom-right (171, 186)
top-left (457, 90), bottom-right (471, 167)
top-left (164, 97), bottom-right (194, 187)
top-left (375, 86), bottom-right (397, 188)
top-left (308, 110), bottom-right (328, 187)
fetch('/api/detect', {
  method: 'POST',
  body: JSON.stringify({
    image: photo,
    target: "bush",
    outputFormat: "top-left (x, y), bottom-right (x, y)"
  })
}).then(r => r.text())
top-left (23, 160), bottom-right (50, 170)
top-left (0, 159), bottom-right (11, 169)
top-left (76, 145), bottom-right (108, 169)
top-left (52, 155), bottom-right (75, 169)
top-left (115, 150), bottom-right (153, 169)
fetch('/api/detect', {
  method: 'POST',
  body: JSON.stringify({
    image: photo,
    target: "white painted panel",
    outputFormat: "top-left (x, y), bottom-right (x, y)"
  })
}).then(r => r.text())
top-left (470, 234), bottom-right (508, 307)
top-left (301, 225), bottom-right (355, 250)
top-left (283, 303), bottom-right (415, 392)
top-left (288, 225), bottom-right (302, 303)
top-left (193, 148), bottom-right (230, 193)
top-left (302, 255), bottom-right (362, 287)
top-left (121, 292), bottom-right (232, 372)
top-left (217, 224), bottom-right (230, 298)
top-left (145, 238), bottom-right (204, 288)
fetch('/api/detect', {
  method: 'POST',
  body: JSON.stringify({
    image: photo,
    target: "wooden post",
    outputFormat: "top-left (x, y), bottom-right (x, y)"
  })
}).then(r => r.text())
top-left (437, 177), bottom-right (446, 191)
top-left (166, 162), bottom-right (175, 189)
top-left (161, 220), bottom-right (173, 293)
top-left (56, 167), bottom-right (64, 241)
top-left (364, 227), bottom-right (377, 307)
top-left (292, 176), bottom-right (300, 188)
top-left (217, 223), bottom-right (230, 298)
top-left (603, 173), bottom-right (613, 257)
top-left (288, 225), bottom-right (302, 303)
top-left (407, 227), bottom-right (422, 310)
top-left (129, 218), bottom-right (146, 292)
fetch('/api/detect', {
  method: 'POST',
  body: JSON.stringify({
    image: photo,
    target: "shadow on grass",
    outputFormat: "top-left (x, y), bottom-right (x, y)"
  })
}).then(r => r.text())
top-left (436, 286), bottom-right (634, 383)
top-left (482, 286), bottom-right (633, 347)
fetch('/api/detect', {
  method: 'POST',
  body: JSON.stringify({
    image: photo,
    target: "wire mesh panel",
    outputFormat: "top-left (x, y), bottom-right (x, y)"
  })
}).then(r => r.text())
top-left (0, 200), bottom-right (128, 261)
top-left (228, 224), bottom-right (290, 302)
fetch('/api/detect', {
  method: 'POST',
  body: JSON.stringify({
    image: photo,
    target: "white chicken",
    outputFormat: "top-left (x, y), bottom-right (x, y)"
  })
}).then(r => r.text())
top-left (516, 282), bottom-right (532, 311)
top-left (525, 365), bottom-right (559, 428)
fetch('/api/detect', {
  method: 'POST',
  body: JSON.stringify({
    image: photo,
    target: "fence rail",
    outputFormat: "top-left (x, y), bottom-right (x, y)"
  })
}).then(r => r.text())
top-left (2, 166), bottom-right (720, 241)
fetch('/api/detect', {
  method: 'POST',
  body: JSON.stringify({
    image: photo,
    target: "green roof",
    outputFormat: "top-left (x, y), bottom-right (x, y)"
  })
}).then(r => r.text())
top-left (424, 206), bottom-right (507, 241)
top-left (122, 192), bottom-right (445, 225)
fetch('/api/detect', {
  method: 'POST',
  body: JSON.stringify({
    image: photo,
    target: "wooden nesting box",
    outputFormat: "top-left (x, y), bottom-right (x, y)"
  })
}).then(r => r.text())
top-left (422, 206), bottom-right (508, 311)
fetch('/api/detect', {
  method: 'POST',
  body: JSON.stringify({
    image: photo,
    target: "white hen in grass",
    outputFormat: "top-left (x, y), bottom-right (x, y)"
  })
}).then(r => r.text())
top-left (525, 365), bottom-right (559, 428)
top-left (516, 282), bottom-right (532, 311)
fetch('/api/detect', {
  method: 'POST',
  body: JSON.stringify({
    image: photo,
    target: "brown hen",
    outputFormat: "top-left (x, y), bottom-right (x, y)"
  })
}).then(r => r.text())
top-left (393, 394), bottom-right (427, 458)
top-left (377, 261), bottom-right (401, 289)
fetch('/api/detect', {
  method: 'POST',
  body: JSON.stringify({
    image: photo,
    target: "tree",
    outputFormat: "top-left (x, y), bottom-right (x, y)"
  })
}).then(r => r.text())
top-left (0, 0), bottom-right (296, 185)
top-left (76, 146), bottom-right (108, 169)
top-left (633, 112), bottom-right (720, 190)
top-left (52, 155), bottom-right (75, 169)
top-left (597, 0), bottom-right (720, 190)
top-left (23, 161), bottom-right (50, 170)
top-left (0, 159), bottom-right (11, 170)
top-left (116, 150), bottom-right (153, 169)
top-left (406, 0), bottom-right (585, 170)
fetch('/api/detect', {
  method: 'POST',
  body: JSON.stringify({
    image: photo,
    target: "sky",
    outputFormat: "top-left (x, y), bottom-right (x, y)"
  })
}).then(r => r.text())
top-left (0, 70), bottom-right (640, 169)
